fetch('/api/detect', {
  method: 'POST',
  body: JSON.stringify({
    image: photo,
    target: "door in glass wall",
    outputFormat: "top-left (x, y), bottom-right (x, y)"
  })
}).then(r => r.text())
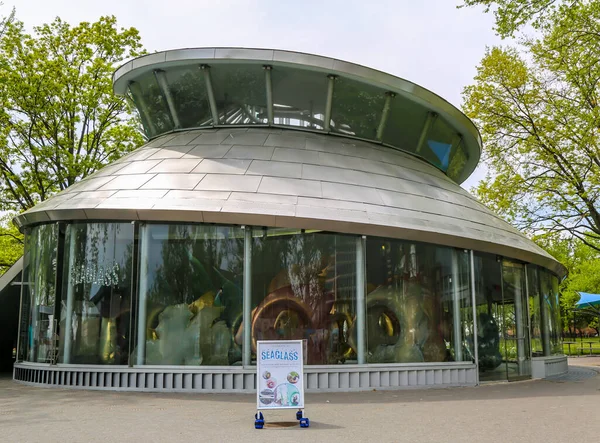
top-left (473, 253), bottom-right (507, 382)
top-left (502, 261), bottom-right (531, 381)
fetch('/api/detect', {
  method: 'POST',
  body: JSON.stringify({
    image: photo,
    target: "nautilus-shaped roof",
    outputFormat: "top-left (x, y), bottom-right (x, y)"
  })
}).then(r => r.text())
top-left (13, 126), bottom-right (563, 275)
top-left (111, 47), bottom-right (482, 184)
top-left (11, 48), bottom-right (564, 275)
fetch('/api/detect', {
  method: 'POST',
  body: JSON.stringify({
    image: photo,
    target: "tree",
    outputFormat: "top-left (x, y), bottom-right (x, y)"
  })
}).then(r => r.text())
top-left (459, 0), bottom-right (580, 37)
top-left (0, 4), bottom-right (15, 38)
top-left (0, 15), bottom-right (145, 213)
top-left (462, 1), bottom-right (600, 251)
top-left (534, 232), bottom-right (600, 334)
top-left (0, 213), bottom-right (22, 275)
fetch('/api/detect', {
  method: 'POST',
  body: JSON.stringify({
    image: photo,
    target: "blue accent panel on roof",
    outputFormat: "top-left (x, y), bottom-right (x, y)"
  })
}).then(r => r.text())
top-left (427, 140), bottom-right (452, 171)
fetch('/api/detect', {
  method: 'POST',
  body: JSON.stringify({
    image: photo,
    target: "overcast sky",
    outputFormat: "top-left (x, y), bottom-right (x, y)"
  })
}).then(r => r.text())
top-left (10, 0), bottom-right (502, 190)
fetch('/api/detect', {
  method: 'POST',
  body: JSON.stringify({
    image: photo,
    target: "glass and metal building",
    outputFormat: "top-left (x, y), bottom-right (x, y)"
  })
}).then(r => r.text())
top-left (12, 48), bottom-right (566, 392)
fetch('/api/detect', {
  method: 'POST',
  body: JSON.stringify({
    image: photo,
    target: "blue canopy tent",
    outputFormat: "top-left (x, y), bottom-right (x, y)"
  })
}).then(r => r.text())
top-left (575, 292), bottom-right (600, 313)
top-left (573, 293), bottom-right (600, 349)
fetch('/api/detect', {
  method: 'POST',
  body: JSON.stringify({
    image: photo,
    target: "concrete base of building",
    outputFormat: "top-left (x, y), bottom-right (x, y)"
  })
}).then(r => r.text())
top-left (13, 361), bottom-right (477, 393)
top-left (531, 355), bottom-right (568, 379)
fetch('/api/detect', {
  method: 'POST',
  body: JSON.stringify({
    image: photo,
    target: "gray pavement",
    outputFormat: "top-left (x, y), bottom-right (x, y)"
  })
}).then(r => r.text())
top-left (1, 360), bottom-right (599, 443)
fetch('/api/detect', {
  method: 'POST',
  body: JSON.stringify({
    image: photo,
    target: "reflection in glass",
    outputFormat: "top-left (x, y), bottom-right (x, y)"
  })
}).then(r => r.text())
top-left (60, 223), bottom-right (133, 364)
top-left (448, 143), bottom-right (468, 182)
top-left (128, 70), bottom-right (174, 138)
top-left (271, 66), bottom-right (328, 129)
top-left (382, 95), bottom-right (429, 154)
top-left (549, 273), bottom-right (563, 354)
top-left (21, 224), bottom-right (58, 362)
top-left (137, 224), bottom-right (244, 365)
top-left (473, 252), bottom-right (505, 381)
top-left (365, 238), bottom-right (472, 364)
top-left (166, 66), bottom-right (212, 128)
top-left (502, 262), bottom-right (531, 379)
top-left (424, 117), bottom-right (456, 172)
top-left (527, 266), bottom-right (544, 356)
top-left (211, 64), bottom-right (268, 125)
top-left (331, 77), bottom-right (384, 140)
top-left (249, 229), bottom-right (357, 365)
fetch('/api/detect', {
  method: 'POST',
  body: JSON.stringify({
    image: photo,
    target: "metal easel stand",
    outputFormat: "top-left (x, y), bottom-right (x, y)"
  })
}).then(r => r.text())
top-left (254, 409), bottom-right (310, 429)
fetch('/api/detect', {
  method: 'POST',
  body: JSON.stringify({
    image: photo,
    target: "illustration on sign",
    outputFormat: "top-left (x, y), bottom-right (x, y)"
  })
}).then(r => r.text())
top-left (256, 340), bottom-right (304, 410)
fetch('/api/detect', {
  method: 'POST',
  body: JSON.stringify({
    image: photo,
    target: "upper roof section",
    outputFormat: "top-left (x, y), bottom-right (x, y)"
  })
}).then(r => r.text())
top-left (113, 48), bottom-right (481, 184)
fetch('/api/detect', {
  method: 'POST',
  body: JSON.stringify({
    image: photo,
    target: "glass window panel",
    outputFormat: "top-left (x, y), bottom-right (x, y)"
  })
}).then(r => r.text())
top-left (59, 223), bottom-right (134, 365)
top-left (424, 117), bottom-right (457, 172)
top-left (527, 266), bottom-right (544, 356)
top-left (251, 228), bottom-right (357, 365)
top-left (129, 70), bottom-right (174, 138)
top-left (331, 77), bottom-right (385, 139)
top-left (165, 65), bottom-right (212, 128)
top-left (382, 95), bottom-right (429, 155)
top-left (365, 238), bottom-right (472, 364)
top-left (472, 252), bottom-right (506, 381)
top-left (20, 224), bottom-right (58, 363)
top-left (502, 262), bottom-right (531, 379)
top-left (210, 64), bottom-right (267, 125)
top-left (539, 269), bottom-right (563, 355)
top-left (271, 66), bottom-right (328, 129)
top-left (138, 224), bottom-right (244, 366)
top-left (448, 143), bottom-right (468, 182)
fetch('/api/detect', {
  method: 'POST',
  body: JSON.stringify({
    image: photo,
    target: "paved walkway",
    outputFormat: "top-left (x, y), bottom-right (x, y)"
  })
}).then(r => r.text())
top-left (1, 360), bottom-right (599, 443)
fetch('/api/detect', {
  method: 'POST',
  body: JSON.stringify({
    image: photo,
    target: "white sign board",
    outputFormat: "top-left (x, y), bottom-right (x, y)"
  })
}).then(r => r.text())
top-left (256, 340), bottom-right (304, 410)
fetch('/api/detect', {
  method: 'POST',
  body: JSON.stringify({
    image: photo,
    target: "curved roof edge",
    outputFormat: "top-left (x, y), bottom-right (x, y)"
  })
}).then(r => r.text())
top-left (13, 209), bottom-right (565, 278)
top-left (112, 47), bottom-right (482, 184)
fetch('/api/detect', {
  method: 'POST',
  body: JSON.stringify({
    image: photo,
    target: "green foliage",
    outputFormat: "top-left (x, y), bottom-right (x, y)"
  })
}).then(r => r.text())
top-left (534, 232), bottom-right (600, 332)
top-left (0, 15), bottom-right (146, 212)
top-left (458, 0), bottom-right (578, 37)
top-left (0, 213), bottom-right (23, 275)
top-left (463, 1), bottom-right (600, 251)
top-left (0, 4), bottom-right (15, 38)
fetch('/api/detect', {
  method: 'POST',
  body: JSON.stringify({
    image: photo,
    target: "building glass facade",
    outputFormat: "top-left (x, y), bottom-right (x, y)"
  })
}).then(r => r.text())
top-left (17, 221), bottom-right (563, 373)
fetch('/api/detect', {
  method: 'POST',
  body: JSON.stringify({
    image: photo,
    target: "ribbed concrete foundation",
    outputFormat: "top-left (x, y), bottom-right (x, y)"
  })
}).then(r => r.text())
top-left (14, 362), bottom-right (477, 393)
top-left (531, 355), bottom-right (568, 379)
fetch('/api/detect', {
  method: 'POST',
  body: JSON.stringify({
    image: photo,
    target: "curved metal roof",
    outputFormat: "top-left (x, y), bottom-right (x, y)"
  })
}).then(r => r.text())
top-left (113, 47), bottom-right (481, 184)
top-left (13, 128), bottom-right (563, 276)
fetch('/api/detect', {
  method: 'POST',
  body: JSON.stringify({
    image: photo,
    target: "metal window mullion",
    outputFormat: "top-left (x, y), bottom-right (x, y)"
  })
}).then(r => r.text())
top-left (243, 226), bottom-right (252, 367)
top-left (499, 258), bottom-right (508, 380)
top-left (415, 112), bottom-right (436, 153)
top-left (356, 235), bottom-right (366, 365)
top-left (128, 221), bottom-right (140, 367)
top-left (51, 223), bottom-right (65, 365)
top-left (323, 74), bottom-right (336, 132)
top-left (264, 65), bottom-right (274, 125)
top-left (447, 133), bottom-right (464, 168)
top-left (524, 264), bottom-right (533, 361)
top-left (136, 223), bottom-right (150, 366)
top-left (469, 250), bottom-right (480, 385)
top-left (201, 64), bottom-right (220, 125)
top-left (451, 249), bottom-right (463, 362)
top-left (376, 92), bottom-right (395, 141)
top-left (154, 69), bottom-right (181, 129)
